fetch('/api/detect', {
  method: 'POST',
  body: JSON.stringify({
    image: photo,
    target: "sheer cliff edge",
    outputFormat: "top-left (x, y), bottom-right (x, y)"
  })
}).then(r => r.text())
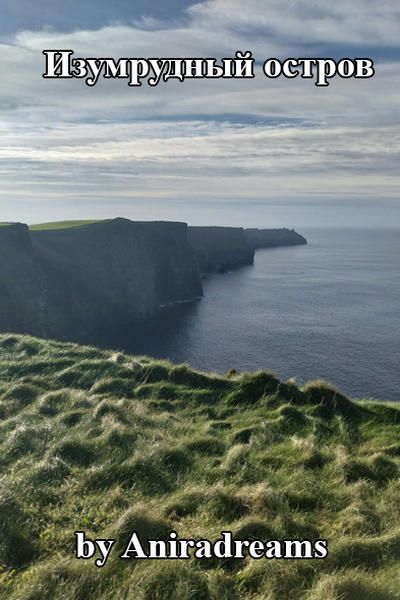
top-left (0, 219), bottom-right (201, 340)
top-left (0, 219), bottom-right (307, 341)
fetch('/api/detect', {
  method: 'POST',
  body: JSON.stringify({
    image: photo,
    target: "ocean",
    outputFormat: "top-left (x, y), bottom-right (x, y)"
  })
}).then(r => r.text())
top-left (106, 228), bottom-right (400, 402)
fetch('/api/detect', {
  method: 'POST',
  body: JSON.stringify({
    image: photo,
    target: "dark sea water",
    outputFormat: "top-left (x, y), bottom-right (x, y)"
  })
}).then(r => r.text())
top-left (108, 229), bottom-right (400, 401)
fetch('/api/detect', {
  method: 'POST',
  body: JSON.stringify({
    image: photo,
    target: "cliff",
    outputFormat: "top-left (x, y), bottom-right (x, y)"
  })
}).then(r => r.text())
top-left (0, 223), bottom-right (47, 336)
top-left (0, 219), bottom-right (307, 343)
top-left (244, 228), bottom-right (307, 249)
top-left (0, 218), bottom-right (201, 341)
top-left (188, 226), bottom-right (254, 273)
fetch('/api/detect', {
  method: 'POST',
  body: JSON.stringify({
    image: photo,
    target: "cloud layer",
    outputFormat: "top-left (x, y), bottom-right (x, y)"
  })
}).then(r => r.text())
top-left (0, 0), bottom-right (399, 225)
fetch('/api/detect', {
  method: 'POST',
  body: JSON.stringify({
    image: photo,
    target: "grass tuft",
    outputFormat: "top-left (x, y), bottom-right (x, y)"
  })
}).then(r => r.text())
top-left (38, 390), bottom-right (72, 416)
top-left (52, 439), bottom-right (95, 466)
top-left (303, 380), bottom-right (362, 419)
top-left (206, 490), bottom-right (249, 521)
top-left (307, 570), bottom-right (399, 600)
top-left (140, 562), bottom-right (210, 600)
top-left (186, 436), bottom-right (225, 456)
top-left (30, 456), bottom-right (71, 485)
top-left (110, 507), bottom-right (171, 554)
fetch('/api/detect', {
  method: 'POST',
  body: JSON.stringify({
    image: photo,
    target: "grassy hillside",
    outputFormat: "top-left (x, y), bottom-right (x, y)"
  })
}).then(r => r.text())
top-left (0, 334), bottom-right (399, 600)
top-left (29, 220), bottom-right (107, 231)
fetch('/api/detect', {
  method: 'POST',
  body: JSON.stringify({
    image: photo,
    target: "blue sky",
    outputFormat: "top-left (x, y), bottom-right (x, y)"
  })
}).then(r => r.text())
top-left (0, 0), bottom-right (399, 227)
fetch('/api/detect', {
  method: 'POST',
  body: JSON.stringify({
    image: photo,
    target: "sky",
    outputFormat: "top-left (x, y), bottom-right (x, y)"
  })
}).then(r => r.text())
top-left (0, 0), bottom-right (399, 228)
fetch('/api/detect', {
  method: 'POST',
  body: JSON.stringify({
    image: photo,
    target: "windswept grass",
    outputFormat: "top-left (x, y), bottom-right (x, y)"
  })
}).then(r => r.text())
top-left (0, 334), bottom-right (399, 599)
top-left (29, 220), bottom-right (107, 231)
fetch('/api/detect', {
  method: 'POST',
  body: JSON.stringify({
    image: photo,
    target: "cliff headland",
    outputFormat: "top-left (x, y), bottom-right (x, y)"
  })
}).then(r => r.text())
top-left (188, 226), bottom-right (254, 274)
top-left (0, 219), bottom-right (200, 340)
top-left (0, 219), bottom-right (306, 341)
top-left (245, 227), bottom-right (307, 248)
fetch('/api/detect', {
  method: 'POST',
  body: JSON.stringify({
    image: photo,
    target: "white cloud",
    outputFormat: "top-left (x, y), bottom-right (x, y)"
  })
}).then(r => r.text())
top-left (189, 0), bottom-right (400, 46)
top-left (0, 119), bottom-right (398, 201)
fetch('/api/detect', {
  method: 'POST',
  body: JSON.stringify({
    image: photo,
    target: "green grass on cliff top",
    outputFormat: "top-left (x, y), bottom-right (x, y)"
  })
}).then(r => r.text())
top-left (0, 334), bottom-right (399, 600)
top-left (29, 219), bottom-right (107, 231)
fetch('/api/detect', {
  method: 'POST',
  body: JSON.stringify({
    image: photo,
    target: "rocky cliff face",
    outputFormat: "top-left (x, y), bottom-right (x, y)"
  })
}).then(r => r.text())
top-left (0, 219), bottom-right (201, 341)
top-left (188, 226), bottom-right (254, 273)
top-left (0, 223), bottom-right (47, 336)
top-left (0, 219), bottom-right (307, 343)
top-left (244, 228), bottom-right (307, 249)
